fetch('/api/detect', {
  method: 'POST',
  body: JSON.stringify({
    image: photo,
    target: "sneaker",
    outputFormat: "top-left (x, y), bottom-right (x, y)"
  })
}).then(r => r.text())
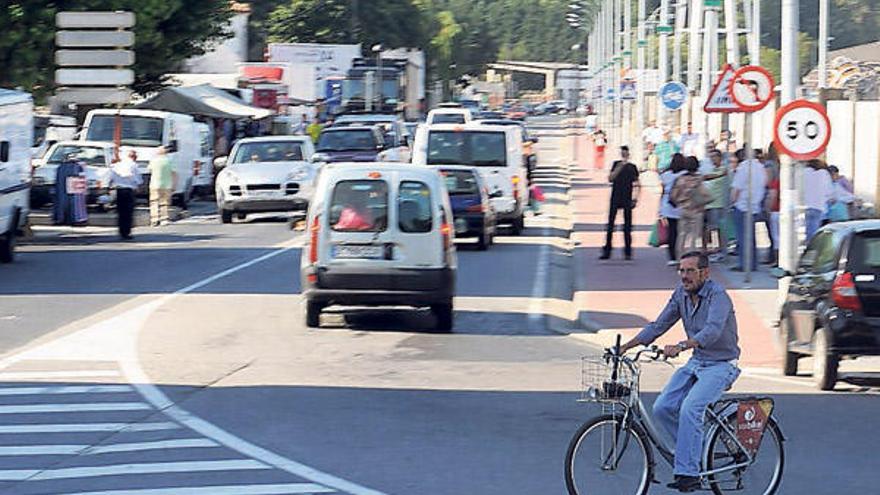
top-left (666, 260), bottom-right (678, 267)
top-left (667, 475), bottom-right (701, 492)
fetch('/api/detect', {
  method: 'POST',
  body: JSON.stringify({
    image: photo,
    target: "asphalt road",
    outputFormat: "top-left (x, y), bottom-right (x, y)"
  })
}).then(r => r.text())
top-left (0, 117), bottom-right (876, 495)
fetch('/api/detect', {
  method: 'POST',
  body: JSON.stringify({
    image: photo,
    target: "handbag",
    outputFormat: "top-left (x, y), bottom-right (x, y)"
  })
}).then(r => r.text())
top-left (649, 218), bottom-right (669, 247)
top-left (828, 201), bottom-right (849, 222)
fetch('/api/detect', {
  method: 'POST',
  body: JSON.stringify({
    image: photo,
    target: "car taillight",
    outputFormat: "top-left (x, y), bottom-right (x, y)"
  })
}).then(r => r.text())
top-left (512, 175), bottom-right (520, 201)
top-left (441, 216), bottom-right (452, 252)
top-left (466, 204), bottom-right (485, 213)
top-left (832, 272), bottom-right (862, 311)
top-left (193, 160), bottom-right (202, 176)
top-left (309, 216), bottom-right (320, 264)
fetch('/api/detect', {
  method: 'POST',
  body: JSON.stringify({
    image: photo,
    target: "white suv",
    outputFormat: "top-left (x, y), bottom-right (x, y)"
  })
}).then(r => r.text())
top-left (301, 163), bottom-right (457, 331)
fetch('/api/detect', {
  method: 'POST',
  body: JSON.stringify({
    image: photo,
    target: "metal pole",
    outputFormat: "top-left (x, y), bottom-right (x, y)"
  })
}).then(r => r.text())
top-left (637, 0), bottom-right (647, 164)
top-left (659, 0), bottom-right (671, 121)
top-left (751, 0), bottom-right (761, 65)
top-left (745, 113), bottom-right (754, 282)
top-left (724, 0), bottom-right (740, 65)
top-left (687, 0), bottom-right (704, 90)
top-left (615, 0), bottom-right (623, 144)
top-left (673, 0), bottom-right (686, 82)
top-left (779, 0), bottom-right (799, 288)
top-left (624, 0), bottom-right (633, 147)
top-left (701, 6), bottom-right (718, 145)
top-left (818, 0), bottom-right (829, 88)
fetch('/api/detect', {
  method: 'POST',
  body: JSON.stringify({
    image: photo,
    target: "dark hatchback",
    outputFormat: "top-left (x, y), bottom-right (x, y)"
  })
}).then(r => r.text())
top-left (312, 126), bottom-right (387, 163)
top-left (774, 220), bottom-right (880, 390)
top-left (435, 166), bottom-right (497, 250)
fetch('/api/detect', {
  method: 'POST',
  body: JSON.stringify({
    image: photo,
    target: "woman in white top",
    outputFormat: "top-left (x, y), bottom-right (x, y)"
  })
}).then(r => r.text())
top-left (659, 154), bottom-right (687, 265)
top-left (802, 160), bottom-right (834, 240)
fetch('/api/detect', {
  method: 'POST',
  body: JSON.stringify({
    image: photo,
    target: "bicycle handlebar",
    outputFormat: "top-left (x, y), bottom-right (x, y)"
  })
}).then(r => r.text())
top-left (603, 344), bottom-right (668, 364)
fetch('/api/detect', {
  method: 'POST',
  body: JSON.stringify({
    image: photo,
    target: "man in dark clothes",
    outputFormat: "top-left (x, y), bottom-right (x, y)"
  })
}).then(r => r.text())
top-left (600, 145), bottom-right (641, 260)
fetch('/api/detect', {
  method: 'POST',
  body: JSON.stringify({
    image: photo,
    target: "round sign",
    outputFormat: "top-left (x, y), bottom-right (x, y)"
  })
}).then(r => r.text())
top-left (659, 81), bottom-right (688, 111)
top-left (773, 100), bottom-right (831, 160)
top-left (730, 65), bottom-right (775, 112)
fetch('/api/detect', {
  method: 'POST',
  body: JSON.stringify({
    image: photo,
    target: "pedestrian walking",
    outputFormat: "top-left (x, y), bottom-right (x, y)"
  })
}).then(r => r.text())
top-left (760, 146), bottom-right (779, 264)
top-left (828, 165), bottom-right (855, 221)
top-left (642, 120), bottom-right (664, 148)
top-left (671, 156), bottom-right (712, 255)
top-left (148, 146), bottom-right (175, 227)
top-left (700, 149), bottom-right (729, 258)
top-left (802, 159), bottom-right (834, 241)
top-left (730, 149), bottom-right (766, 271)
top-left (600, 146), bottom-right (641, 260)
top-left (765, 170), bottom-right (780, 266)
top-left (678, 121), bottom-right (701, 158)
top-left (52, 152), bottom-right (88, 226)
top-left (654, 130), bottom-right (679, 172)
top-left (109, 150), bottom-right (143, 240)
top-left (659, 154), bottom-right (687, 266)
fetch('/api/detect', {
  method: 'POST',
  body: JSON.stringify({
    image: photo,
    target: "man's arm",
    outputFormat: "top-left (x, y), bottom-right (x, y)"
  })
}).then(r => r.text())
top-left (608, 162), bottom-right (623, 182)
top-left (621, 291), bottom-right (682, 353)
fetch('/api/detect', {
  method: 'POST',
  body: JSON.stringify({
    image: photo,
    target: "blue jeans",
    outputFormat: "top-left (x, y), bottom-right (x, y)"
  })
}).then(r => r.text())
top-left (732, 208), bottom-right (757, 271)
top-left (805, 208), bottom-right (824, 241)
top-left (652, 359), bottom-right (741, 476)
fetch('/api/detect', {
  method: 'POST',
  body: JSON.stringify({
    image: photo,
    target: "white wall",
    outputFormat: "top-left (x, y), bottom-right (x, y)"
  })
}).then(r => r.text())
top-left (852, 101), bottom-right (880, 204)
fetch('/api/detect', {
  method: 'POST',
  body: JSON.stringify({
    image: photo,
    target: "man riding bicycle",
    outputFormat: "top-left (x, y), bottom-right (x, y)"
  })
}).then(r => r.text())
top-left (619, 251), bottom-right (741, 493)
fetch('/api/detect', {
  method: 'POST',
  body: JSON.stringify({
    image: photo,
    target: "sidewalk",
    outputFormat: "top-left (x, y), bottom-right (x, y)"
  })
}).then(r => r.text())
top-left (566, 132), bottom-right (781, 368)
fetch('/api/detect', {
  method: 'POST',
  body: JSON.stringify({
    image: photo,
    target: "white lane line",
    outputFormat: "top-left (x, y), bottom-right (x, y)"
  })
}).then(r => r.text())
top-left (0, 385), bottom-right (132, 396)
top-left (0, 402), bottom-right (151, 414)
top-left (0, 370), bottom-right (119, 380)
top-left (83, 438), bottom-right (218, 454)
top-left (60, 483), bottom-right (336, 495)
top-left (0, 422), bottom-right (179, 433)
top-left (0, 445), bottom-right (84, 455)
top-left (528, 225), bottom-right (551, 332)
top-left (0, 459), bottom-right (270, 481)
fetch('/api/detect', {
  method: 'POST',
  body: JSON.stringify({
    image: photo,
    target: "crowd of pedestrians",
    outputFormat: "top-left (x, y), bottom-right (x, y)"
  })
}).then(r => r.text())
top-left (600, 122), bottom-right (860, 269)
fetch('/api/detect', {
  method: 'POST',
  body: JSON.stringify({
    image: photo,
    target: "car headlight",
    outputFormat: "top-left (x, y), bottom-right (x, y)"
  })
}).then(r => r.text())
top-left (221, 170), bottom-right (240, 184)
top-left (311, 153), bottom-right (330, 163)
top-left (287, 168), bottom-right (310, 181)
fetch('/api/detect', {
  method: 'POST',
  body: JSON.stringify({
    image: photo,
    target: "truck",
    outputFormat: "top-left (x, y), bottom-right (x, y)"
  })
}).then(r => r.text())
top-left (339, 49), bottom-right (425, 121)
top-left (0, 89), bottom-right (33, 263)
top-left (80, 109), bottom-right (199, 207)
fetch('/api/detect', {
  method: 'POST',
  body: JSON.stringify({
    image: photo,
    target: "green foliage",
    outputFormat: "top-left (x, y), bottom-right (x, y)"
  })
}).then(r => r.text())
top-left (0, 0), bottom-right (233, 99)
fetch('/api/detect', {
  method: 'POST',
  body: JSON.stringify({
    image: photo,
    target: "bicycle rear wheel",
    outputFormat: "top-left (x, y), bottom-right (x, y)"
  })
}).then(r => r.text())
top-left (705, 414), bottom-right (785, 495)
top-left (564, 414), bottom-right (653, 495)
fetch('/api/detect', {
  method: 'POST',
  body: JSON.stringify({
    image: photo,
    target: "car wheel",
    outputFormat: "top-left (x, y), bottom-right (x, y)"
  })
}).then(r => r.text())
top-left (779, 315), bottom-right (799, 376)
top-left (220, 209), bottom-right (233, 224)
top-left (305, 301), bottom-right (323, 328)
top-left (511, 214), bottom-right (525, 235)
top-left (477, 230), bottom-right (490, 251)
top-left (812, 326), bottom-right (839, 391)
top-left (236, 212), bottom-right (247, 221)
top-left (0, 232), bottom-right (14, 264)
top-left (432, 303), bottom-right (454, 332)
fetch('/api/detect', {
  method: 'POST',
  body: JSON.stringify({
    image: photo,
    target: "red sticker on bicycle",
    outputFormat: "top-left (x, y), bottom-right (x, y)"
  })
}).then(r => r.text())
top-left (736, 399), bottom-right (774, 456)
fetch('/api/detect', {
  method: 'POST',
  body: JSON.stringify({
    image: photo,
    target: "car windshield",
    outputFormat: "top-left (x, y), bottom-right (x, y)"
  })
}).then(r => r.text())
top-left (441, 170), bottom-right (480, 195)
top-left (431, 113), bottom-right (466, 124)
top-left (86, 115), bottom-right (164, 147)
top-left (231, 141), bottom-right (304, 163)
top-left (329, 180), bottom-right (388, 232)
top-left (46, 145), bottom-right (107, 167)
top-left (850, 233), bottom-right (880, 271)
top-left (317, 130), bottom-right (377, 152)
top-left (426, 131), bottom-right (507, 167)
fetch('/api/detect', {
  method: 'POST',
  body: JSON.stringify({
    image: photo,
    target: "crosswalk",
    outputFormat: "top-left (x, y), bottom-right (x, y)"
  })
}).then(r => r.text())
top-left (0, 361), bottom-right (339, 495)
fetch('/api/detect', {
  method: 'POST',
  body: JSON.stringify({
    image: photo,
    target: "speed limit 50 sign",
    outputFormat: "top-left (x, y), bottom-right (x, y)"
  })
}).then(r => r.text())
top-left (773, 100), bottom-right (831, 160)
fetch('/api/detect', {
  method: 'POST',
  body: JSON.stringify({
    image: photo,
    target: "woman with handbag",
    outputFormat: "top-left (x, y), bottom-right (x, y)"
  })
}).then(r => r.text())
top-left (671, 156), bottom-right (712, 256)
top-left (658, 154), bottom-right (687, 266)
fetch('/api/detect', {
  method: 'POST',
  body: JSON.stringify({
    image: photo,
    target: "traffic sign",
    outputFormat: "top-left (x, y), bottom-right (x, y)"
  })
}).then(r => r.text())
top-left (56, 49), bottom-right (135, 67)
top-left (773, 100), bottom-right (831, 160)
top-left (605, 88), bottom-right (617, 101)
top-left (656, 25), bottom-right (673, 34)
top-left (56, 31), bottom-right (134, 48)
top-left (659, 81), bottom-right (688, 110)
top-left (730, 65), bottom-right (775, 112)
top-left (620, 80), bottom-right (636, 100)
top-left (703, 63), bottom-right (739, 113)
top-left (55, 69), bottom-right (134, 86)
top-left (56, 11), bottom-right (135, 29)
top-left (55, 88), bottom-right (132, 105)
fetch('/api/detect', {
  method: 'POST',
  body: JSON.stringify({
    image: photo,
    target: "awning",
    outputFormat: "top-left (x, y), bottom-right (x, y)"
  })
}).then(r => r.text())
top-left (135, 84), bottom-right (273, 120)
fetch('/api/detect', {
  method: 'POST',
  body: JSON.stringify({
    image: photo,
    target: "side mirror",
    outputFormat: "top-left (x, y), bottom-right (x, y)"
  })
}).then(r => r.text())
top-left (403, 135), bottom-right (411, 147)
top-left (769, 267), bottom-right (792, 279)
top-left (489, 190), bottom-right (504, 199)
top-left (213, 156), bottom-right (228, 169)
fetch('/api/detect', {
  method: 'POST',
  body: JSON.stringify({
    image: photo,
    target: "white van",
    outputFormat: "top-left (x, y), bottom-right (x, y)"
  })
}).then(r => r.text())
top-left (426, 108), bottom-right (472, 125)
top-left (81, 109), bottom-right (198, 206)
top-left (301, 163), bottom-right (457, 331)
top-left (0, 89), bottom-right (33, 263)
top-left (412, 123), bottom-right (527, 234)
top-left (193, 122), bottom-right (215, 196)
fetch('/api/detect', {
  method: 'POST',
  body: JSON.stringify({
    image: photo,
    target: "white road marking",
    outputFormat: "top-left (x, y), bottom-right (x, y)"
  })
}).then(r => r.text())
top-left (0, 459), bottom-right (270, 481)
top-left (83, 438), bottom-right (218, 454)
top-left (0, 422), bottom-right (179, 433)
top-left (0, 445), bottom-right (84, 455)
top-left (0, 370), bottom-right (119, 380)
top-left (0, 385), bottom-right (132, 396)
top-left (528, 224), bottom-right (551, 333)
top-left (0, 402), bottom-right (151, 414)
top-left (61, 483), bottom-right (336, 495)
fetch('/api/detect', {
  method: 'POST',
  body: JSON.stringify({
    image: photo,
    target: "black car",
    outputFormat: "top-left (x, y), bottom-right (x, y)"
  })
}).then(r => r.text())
top-left (433, 165), bottom-right (497, 250)
top-left (774, 220), bottom-right (880, 390)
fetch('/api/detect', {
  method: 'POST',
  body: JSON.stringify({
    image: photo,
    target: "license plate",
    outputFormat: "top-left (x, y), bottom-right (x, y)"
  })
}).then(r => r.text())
top-left (249, 190), bottom-right (278, 197)
top-left (333, 244), bottom-right (384, 259)
top-left (455, 218), bottom-right (468, 234)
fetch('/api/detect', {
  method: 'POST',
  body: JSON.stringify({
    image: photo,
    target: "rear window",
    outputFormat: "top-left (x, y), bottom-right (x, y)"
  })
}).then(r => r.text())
top-left (440, 170), bottom-right (479, 195)
top-left (329, 180), bottom-right (388, 232)
top-left (426, 131), bottom-right (507, 167)
top-left (317, 130), bottom-right (378, 152)
top-left (431, 114), bottom-right (466, 124)
top-left (850, 233), bottom-right (880, 271)
top-left (398, 181), bottom-right (433, 233)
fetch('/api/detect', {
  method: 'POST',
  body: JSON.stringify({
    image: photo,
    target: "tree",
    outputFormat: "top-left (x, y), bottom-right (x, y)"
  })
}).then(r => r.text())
top-left (0, 0), bottom-right (234, 99)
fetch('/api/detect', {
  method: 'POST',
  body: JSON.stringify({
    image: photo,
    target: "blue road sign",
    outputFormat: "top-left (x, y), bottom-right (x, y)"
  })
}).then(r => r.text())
top-left (605, 87), bottom-right (617, 101)
top-left (659, 81), bottom-right (688, 111)
top-left (620, 80), bottom-right (636, 101)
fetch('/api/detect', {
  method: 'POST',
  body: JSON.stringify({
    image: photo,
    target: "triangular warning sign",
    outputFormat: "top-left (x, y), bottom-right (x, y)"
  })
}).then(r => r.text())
top-left (703, 64), bottom-right (740, 113)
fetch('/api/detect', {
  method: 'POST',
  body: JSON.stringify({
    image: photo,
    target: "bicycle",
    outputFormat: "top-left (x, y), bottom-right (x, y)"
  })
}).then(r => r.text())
top-left (565, 337), bottom-right (785, 495)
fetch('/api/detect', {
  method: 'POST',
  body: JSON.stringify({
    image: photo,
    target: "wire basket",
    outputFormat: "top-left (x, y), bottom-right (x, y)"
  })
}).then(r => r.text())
top-left (579, 356), bottom-right (638, 403)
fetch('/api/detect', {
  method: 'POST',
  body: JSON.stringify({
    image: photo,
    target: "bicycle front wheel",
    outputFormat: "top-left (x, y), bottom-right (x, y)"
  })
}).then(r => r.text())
top-left (564, 414), bottom-right (654, 495)
top-left (705, 414), bottom-right (785, 495)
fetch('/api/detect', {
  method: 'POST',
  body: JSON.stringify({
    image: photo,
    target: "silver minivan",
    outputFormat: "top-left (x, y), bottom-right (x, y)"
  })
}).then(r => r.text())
top-left (301, 163), bottom-right (457, 331)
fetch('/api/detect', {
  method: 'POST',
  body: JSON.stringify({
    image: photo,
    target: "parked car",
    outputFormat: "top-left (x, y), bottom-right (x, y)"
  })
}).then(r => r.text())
top-left (504, 107), bottom-right (528, 121)
top-left (412, 123), bottom-right (527, 234)
top-left (774, 220), bottom-right (880, 390)
top-left (214, 136), bottom-right (316, 223)
top-left (332, 114), bottom-right (411, 162)
top-left (311, 126), bottom-right (389, 164)
top-left (433, 165), bottom-right (496, 250)
top-left (31, 141), bottom-right (115, 209)
top-left (426, 108), bottom-right (472, 125)
top-left (476, 119), bottom-right (539, 178)
top-left (301, 162), bottom-right (457, 331)
top-left (475, 111), bottom-right (505, 121)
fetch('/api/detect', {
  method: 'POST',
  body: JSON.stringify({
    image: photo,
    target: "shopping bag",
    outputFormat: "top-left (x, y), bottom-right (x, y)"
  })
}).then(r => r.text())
top-left (530, 185), bottom-right (545, 202)
top-left (828, 202), bottom-right (849, 222)
top-left (649, 219), bottom-right (669, 247)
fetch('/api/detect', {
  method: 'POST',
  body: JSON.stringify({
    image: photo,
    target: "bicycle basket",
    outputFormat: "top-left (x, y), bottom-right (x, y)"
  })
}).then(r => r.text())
top-left (580, 356), bottom-right (637, 403)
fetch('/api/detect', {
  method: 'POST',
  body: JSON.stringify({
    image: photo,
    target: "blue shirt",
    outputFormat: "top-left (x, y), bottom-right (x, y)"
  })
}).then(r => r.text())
top-left (635, 279), bottom-right (740, 362)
